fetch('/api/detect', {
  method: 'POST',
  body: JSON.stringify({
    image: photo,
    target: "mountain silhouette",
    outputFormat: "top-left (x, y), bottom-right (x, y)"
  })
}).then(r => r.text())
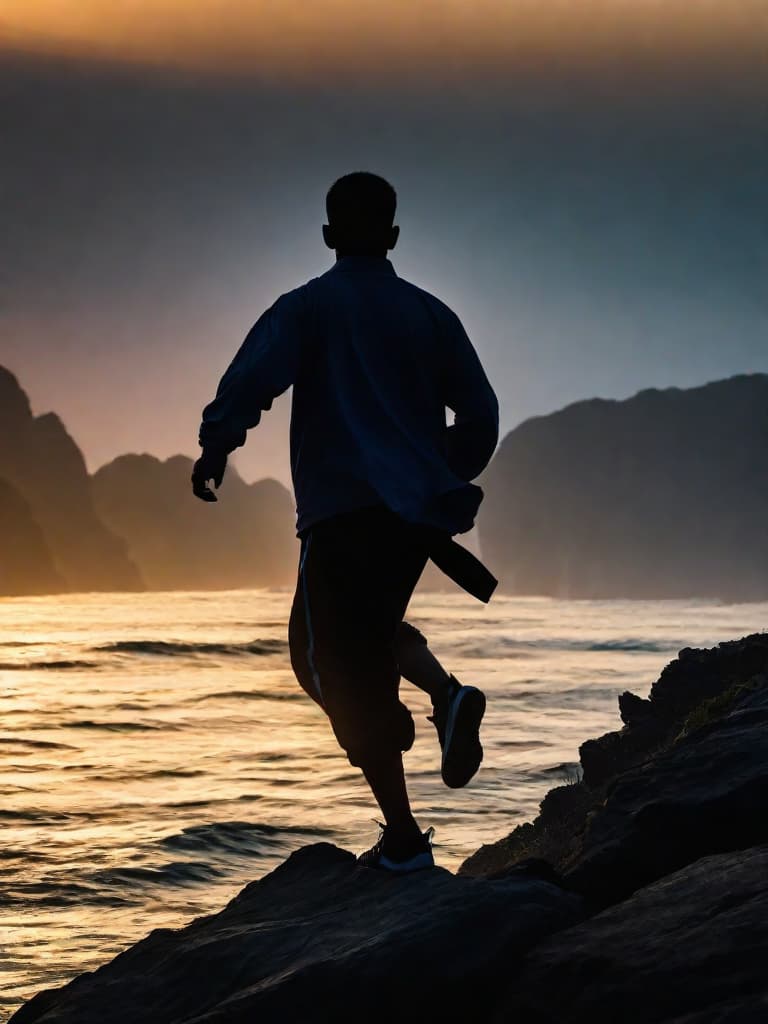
top-left (479, 374), bottom-right (768, 600)
top-left (0, 367), bottom-right (297, 596)
top-left (0, 367), bottom-right (142, 594)
top-left (92, 454), bottom-right (297, 591)
top-left (0, 477), bottom-right (64, 595)
top-left (5, 365), bottom-right (766, 600)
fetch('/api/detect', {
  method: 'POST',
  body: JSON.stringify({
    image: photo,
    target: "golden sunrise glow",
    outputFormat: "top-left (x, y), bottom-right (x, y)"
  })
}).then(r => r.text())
top-left (3, 1), bottom-right (765, 82)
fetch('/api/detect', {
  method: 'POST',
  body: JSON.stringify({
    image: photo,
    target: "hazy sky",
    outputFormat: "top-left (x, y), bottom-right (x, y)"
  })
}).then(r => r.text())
top-left (2, 2), bottom-right (766, 486)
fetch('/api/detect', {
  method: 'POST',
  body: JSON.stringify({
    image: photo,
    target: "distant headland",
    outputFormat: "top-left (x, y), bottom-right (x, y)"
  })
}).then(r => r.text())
top-left (480, 374), bottom-right (768, 601)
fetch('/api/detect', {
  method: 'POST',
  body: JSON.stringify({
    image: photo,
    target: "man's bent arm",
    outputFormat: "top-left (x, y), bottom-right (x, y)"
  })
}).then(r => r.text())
top-left (198, 288), bottom-right (307, 455)
top-left (442, 311), bottom-right (499, 481)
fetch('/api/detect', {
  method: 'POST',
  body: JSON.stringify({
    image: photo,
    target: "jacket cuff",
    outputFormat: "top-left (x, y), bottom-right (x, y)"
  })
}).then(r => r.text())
top-left (198, 422), bottom-right (245, 455)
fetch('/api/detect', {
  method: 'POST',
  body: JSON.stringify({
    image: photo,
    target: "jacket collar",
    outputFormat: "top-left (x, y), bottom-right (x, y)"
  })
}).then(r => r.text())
top-left (330, 256), bottom-right (396, 275)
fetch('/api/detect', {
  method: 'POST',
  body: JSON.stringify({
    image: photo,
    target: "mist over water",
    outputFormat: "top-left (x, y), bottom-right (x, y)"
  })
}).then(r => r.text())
top-left (1, 589), bottom-right (766, 1016)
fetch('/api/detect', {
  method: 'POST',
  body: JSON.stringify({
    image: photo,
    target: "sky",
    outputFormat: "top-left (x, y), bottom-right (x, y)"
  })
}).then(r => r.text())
top-left (2, 2), bottom-right (767, 487)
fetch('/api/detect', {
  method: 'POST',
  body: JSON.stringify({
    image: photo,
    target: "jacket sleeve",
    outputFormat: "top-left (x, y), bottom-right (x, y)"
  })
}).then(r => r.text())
top-left (441, 308), bottom-right (499, 481)
top-left (198, 288), bottom-right (307, 454)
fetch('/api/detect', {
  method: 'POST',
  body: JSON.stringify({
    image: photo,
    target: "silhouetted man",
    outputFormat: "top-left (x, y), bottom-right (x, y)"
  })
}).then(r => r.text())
top-left (193, 172), bottom-right (499, 871)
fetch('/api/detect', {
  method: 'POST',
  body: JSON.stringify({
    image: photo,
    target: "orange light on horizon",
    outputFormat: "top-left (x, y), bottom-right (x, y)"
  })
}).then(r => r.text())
top-left (3, 1), bottom-right (766, 85)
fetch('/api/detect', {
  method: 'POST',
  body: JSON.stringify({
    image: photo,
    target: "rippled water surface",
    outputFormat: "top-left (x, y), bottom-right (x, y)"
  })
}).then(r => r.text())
top-left (1, 589), bottom-right (766, 1018)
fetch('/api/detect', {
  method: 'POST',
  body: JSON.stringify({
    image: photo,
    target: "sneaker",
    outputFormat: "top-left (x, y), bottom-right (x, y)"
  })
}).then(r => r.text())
top-left (357, 822), bottom-right (435, 873)
top-left (428, 676), bottom-right (486, 788)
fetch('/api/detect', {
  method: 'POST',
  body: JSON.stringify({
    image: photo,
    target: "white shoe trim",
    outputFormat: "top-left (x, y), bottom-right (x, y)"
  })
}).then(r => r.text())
top-left (378, 849), bottom-right (434, 872)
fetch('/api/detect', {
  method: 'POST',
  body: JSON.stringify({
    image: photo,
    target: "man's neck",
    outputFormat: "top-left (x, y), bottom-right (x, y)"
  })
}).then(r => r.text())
top-left (335, 250), bottom-right (389, 260)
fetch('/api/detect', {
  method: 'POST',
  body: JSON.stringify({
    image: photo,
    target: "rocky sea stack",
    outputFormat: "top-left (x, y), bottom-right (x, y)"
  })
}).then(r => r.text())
top-left (11, 633), bottom-right (768, 1023)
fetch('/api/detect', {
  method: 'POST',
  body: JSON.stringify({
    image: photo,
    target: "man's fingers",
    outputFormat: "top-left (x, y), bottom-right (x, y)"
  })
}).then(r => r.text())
top-left (191, 453), bottom-right (225, 500)
top-left (191, 473), bottom-right (218, 502)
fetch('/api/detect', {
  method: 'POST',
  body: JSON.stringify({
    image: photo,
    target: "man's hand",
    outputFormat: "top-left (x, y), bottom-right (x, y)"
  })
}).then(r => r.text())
top-left (191, 449), bottom-right (227, 502)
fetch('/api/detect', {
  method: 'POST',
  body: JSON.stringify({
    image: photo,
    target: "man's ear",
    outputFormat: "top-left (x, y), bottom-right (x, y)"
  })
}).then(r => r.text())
top-left (387, 225), bottom-right (400, 251)
top-left (322, 224), bottom-right (335, 250)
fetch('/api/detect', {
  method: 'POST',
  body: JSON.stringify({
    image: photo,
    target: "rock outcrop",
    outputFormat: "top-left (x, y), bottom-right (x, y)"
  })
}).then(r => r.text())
top-left (462, 634), bottom-right (768, 900)
top-left (10, 844), bottom-right (581, 1024)
top-left (11, 631), bottom-right (768, 1022)
top-left (92, 453), bottom-right (297, 590)
top-left (497, 844), bottom-right (768, 1024)
top-left (0, 367), bottom-right (142, 593)
top-left (569, 682), bottom-right (768, 904)
top-left (479, 374), bottom-right (768, 599)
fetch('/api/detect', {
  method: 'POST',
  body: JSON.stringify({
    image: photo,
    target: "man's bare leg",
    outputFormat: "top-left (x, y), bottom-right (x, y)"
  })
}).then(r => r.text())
top-left (356, 751), bottom-right (434, 868)
top-left (395, 624), bottom-right (452, 704)
top-left (360, 752), bottom-right (421, 841)
top-left (395, 622), bottom-right (486, 789)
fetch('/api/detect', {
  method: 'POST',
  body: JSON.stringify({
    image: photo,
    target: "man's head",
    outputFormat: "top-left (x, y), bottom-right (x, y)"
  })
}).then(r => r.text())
top-left (324, 172), bottom-right (399, 257)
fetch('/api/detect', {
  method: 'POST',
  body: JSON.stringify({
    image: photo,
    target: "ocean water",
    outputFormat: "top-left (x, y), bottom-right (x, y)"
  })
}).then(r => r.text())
top-left (1, 589), bottom-right (766, 1018)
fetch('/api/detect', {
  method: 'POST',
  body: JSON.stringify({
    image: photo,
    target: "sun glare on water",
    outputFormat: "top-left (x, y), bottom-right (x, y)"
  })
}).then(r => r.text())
top-left (2, 587), bottom-right (767, 1014)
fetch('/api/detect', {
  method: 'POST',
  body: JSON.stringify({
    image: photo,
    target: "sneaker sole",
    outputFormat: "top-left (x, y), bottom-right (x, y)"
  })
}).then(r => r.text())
top-left (374, 851), bottom-right (435, 873)
top-left (442, 686), bottom-right (486, 789)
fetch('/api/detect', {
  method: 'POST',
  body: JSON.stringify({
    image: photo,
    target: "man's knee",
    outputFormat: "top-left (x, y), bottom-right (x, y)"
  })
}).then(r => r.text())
top-left (332, 700), bottom-right (415, 768)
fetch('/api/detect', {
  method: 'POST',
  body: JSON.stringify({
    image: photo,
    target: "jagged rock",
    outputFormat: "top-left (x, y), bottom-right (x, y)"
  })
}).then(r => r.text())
top-left (0, 366), bottom-right (142, 592)
top-left (579, 715), bottom-right (666, 788)
top-left (648, 634), bottom-right (768, 722)
top-left (566, 682), bottom-right (768, 903)
top-left (617, 690), bottom-right (653, 725)
top-left (479, 374), bottom-right (768, 599)
top-left (92, 453), bottom-right (297, 590)
top-left (581, 634), bottom-right (768, 787)
top-left (462, 635), bottom-right (768, 884)
top-left (461, 781), bottom-right (595, 880)
top-left (494, 844), bottom-right (768, 1023)
top-left (10, 843), bottom-right (582, 1024)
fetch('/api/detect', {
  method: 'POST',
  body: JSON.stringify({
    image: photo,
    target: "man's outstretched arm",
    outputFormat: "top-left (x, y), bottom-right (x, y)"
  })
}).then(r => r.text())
top-left (192, 288), bottom-right (306, 501)
top-left (442, 310), bottom-right (499, 482)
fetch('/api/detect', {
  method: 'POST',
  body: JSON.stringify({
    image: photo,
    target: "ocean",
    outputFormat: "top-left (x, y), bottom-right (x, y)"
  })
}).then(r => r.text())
top-left (1, 589), bottom-right (766, 1018)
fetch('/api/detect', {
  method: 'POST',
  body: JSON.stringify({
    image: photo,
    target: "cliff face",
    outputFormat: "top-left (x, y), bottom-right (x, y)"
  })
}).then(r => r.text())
top-left (0, 368), bottom-right (142, 594)
top-left (0, 366), bottom-right (297, 595)
top-left (479, 374), bottom-right (768, 599)
top-left (92, 454), bottom-right (297, 590)
top-left (0, 478), bottom-right (64, 595)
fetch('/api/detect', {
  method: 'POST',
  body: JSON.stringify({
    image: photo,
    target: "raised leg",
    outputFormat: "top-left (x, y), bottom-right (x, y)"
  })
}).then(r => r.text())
top-left (395, 621), bottom-right (452, 705)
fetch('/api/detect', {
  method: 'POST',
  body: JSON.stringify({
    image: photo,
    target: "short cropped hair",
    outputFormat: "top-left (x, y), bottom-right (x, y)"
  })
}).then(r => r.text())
top-left (326, 172), bottom-right (397, 233)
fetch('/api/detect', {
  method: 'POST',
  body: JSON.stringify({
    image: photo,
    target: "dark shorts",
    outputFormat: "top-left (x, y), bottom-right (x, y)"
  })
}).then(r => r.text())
top-left (288, 506), bottom-right (429, 767)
